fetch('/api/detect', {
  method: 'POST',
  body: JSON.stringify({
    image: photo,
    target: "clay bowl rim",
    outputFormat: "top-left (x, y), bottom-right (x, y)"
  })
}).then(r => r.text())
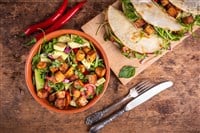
top-left (25, 29), bottom-right (110, 114)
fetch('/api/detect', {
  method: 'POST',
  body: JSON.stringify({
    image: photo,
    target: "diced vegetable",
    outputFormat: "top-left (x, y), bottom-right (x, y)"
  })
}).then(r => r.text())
top-left (68, 41), bottom-right (90, 49)
top-left (57, 34), bottom-right (71, 43)
top-left (34, 69), bottom-right (45, 91)
top-left (81, 59), bottom-right (92, 69)
top-left (49, 50), bottom-right (68, 60)
top-left (53, 42), bottom-right (67, 51)
top-left (95, 77), bottom-right (106, 86)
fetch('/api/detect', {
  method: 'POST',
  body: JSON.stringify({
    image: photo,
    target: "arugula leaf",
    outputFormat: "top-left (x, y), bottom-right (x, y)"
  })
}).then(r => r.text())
top-left (154, 26), bottom-right (183, 41)
top-left (121, 0), bottom-right (139, 22)
top-left (119, 66), bottom-right (135, 78)
top-left (134, 52), bottom-right (147, 59)
top-left (42, 41), bottom-right (54, 53)
top-left (73, 36), bottom-right (84, 44)
top-left (48, 81), bottom-right (65, 92)
top-left (32, 54), bottom-right (40, 70)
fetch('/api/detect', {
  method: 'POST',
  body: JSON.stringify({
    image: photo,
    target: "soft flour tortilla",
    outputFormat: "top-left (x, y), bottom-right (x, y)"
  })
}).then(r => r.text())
top-left (107, 6), bottom-right (162, 54)
top-left (169, 0), bottom-right (200, 15)
top-left (130, 0), bottom-right (183, 31)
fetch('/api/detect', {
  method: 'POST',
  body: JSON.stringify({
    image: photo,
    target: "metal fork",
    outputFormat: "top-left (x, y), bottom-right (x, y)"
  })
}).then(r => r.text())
top-left (85, 81), bottom-right (155, 125)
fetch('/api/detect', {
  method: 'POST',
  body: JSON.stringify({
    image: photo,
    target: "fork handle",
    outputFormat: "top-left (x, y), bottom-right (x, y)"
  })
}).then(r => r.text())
top-left (89, 108), bottom-right (126, 133)
top-left (85, 96), bottom-right (130, 125)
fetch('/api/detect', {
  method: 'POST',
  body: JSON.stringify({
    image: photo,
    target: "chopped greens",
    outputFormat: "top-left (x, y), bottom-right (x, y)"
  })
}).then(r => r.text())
top-left (154, 26), bottom-right (183, 41)
top-left (121, 0), bottom-right (139, 22)
top-left (73, 36), bottom-right (84, 44)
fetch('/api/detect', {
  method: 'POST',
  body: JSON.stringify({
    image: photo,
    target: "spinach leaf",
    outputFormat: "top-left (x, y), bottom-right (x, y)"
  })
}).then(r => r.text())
top-left (95, 84), bottom-right (104, 95)
top-left (118, 66), bottom-right (135, 78)
top-left (121, 0), bottom-right (139, 22)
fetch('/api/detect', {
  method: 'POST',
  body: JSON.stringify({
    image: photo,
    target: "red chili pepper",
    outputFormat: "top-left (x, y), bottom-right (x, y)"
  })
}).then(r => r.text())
top-left (22, 0), bottom-right (68, 36)
top-left (25, 0), bottom-right (87, 46)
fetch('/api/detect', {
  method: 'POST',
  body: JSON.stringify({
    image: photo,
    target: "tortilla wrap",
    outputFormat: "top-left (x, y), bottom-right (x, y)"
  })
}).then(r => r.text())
top-left (130, 0), bottom-right (183, 31)
top-left (169, 0), bottom-right (200, 15)
top-left (107, 6), bottom-right (162, 54)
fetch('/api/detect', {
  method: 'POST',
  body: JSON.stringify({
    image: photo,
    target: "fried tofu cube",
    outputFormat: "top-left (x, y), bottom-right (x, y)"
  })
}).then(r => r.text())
top-left (59, 63), bottom-right (69, 73)
top-left (86, 50), bottom-right (97, 63)
top-left (182, 15), bottom-right (194, 24)
top-left (65, 67), bottom-right (74, 78)
top-left (87, 74), bottom-right (97, 84)
top-left (76, 50), bottom-right (85, 61)
top-left (160, 0), bottom-right (169, 7)
top-left (144, 25), bottom-right (155, 35)
top-left (55, 71), bottom-right (65, 82)
top-left (134, 18), bottom-right (146, 28)
top-left (82, 46), bottom-right (91, 54)
top-left (167, 7), bottom-right (178, 17)
top-left (95, 67), bottom-right (106, 78)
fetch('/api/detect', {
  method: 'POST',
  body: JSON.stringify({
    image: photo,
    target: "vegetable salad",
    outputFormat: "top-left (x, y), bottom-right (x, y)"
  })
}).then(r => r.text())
top-left (32, 34), bottom-right (106, 109)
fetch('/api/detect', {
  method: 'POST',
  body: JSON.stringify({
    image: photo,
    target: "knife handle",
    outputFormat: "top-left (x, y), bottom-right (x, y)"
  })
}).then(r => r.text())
top-left (86, 96), bottom-right (130, 126)
top-left (89, 108), bottom-right (126, 133)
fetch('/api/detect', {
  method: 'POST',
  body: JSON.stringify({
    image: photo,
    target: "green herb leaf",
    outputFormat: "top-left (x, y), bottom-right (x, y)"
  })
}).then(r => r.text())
top-left (48, 81), bottom-right (65, 92)
top-left (195, 15), bottom-right (200, 26)
top-left (95, 84), bottom-right (104, 95)
top-left (134, 52), bottom-right (146, 59)
top-left (154, 26), bottom-right (183, 41)
top-left (32, 54), bottom-right (40, 70)
top-left (121, 0), bottom-right (139, 22)
top-left (118, 66), bottom-right (135, 78)
top-left (73, 36), bottom-right (84, 44)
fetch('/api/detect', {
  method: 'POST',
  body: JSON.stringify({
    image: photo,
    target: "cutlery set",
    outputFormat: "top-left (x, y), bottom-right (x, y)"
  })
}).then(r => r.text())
top-left (86, 80), bottom-right (174, 133)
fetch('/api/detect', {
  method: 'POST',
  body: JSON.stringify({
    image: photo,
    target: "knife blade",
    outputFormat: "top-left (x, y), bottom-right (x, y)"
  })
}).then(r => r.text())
top-left (125, 80), bottom-right (173, 111)
top-left (89, 81), bottom-right (173, 133)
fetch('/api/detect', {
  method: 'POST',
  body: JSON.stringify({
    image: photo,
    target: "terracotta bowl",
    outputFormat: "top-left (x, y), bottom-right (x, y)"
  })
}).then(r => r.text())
top-left (25, 29), bottom-right (110, 114)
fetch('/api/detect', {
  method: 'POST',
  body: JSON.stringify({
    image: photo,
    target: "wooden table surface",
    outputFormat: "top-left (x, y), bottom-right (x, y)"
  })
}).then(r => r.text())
top-left (1, 1), bottom-right (200, 133)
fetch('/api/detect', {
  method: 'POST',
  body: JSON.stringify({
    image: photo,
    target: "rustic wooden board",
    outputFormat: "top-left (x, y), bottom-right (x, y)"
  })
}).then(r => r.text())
top-left (81, 1), bottom-right (199, 85)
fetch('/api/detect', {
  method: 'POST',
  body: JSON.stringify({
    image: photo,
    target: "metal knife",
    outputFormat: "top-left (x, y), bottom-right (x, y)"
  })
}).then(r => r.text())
top-left (89, 81), bottom-right (173, 133)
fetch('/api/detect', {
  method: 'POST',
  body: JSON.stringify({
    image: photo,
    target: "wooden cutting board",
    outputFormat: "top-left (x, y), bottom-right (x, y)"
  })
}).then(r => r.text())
top-left (81, 1), bottom-right (199, 85)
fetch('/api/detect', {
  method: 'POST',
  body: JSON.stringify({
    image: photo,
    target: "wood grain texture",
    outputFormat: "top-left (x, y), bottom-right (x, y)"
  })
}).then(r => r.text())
top-left (0, 0), bottom-right (200, 133)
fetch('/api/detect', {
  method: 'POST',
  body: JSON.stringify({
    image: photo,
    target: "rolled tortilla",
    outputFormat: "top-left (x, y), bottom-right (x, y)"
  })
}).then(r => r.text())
top-left (107, 6), bottom-right (162, 54)
top-left (169, 0), bottom-right (200, 15)
top-left (130, 0), bottom-right (183, 31)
